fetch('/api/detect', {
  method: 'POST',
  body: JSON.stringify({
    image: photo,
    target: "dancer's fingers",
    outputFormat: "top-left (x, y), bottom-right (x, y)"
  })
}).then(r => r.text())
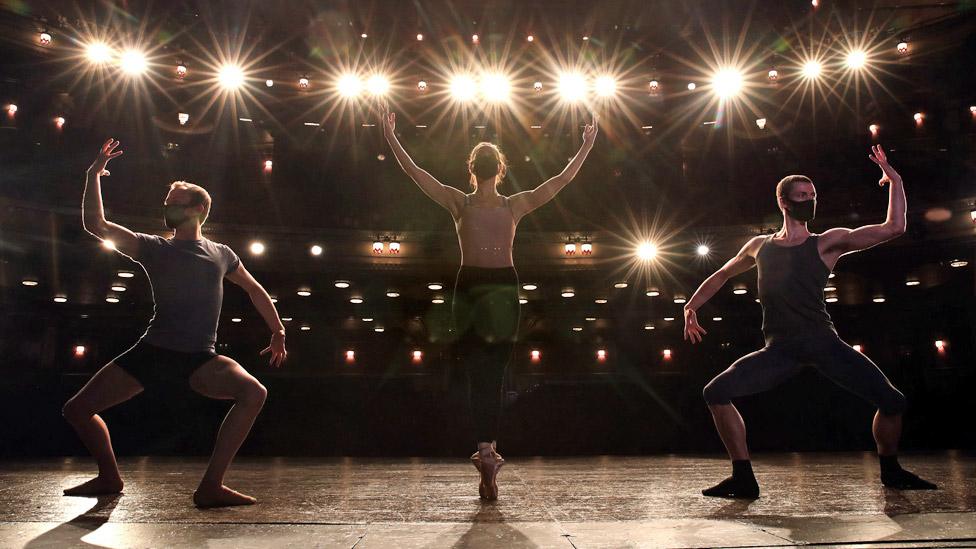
top-left (260, 346), bottom-right (270, 355)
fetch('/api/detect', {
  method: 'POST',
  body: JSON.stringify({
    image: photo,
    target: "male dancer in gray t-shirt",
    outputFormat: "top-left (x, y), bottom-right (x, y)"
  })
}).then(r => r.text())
top-left (62, 139), bottom-right (288, 507)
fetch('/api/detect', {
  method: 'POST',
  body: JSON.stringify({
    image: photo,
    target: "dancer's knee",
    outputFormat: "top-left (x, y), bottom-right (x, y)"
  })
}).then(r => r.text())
top-left (702, 381), bottom-right (731, 406)
top-left (238, 380), bottom-right (267, 407)
top-left (62, 397), bottom-right (90, 423)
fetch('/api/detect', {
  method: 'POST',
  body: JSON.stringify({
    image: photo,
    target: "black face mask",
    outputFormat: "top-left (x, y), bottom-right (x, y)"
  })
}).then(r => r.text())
top-left (163, 204), bottom-right (191, 229)
top-left (785, 198), bottom-right (816, 222)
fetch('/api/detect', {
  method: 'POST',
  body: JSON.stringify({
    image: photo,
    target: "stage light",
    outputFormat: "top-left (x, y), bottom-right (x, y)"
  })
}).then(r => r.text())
top-left (687, 82), bottom-right (696, 91)
top-left (646, 289), bottom-right (660, 297)
top-left (412, 350), bottom-right (423, 363)
top-left (389, 241), bottom-right (401, 253)
top-left (733, 288), bottom-right (747, 295)
top-left (585, 317), bottom-right (597, 322)
top-left (594, 75), bottom-right (617, 98)
top-left (427, 283), bottom-right (443, 291)
top-left (118, 270), bottom-right (134, 278)
top-left (335, 280), bottom-right (350, 288)
top-left (824, 285), bottom-right (836, 292)
top-left (449, 75), bottom-right (477, 101)
top-left (350, 297), bottom-right (364, 304)
top-left (522, 283), bottom-right (537, 291)
top-left (22, 278), bottom-right (39, 287)
top-left (264, 159), bottom-right (273, 172)
top-left (176, 62), bottom-right (187, 79)
top-left (696, 245), bottom-right (710, 256)
top-left (54, 295), bottom-right (67, 303)
top-left (111, 284), bottom-right (126, 292)
top-left (636, 242), bottom-right (657, 261)
top-left (767, 68), bottom-right (779, 81)
top-left (337, 74), bottom-right (362, 97)
top-left (558, 72), bottom-right (587, 102)
top-left (644, 324), bottom-right (655, 330)
top-left (373, 326), bottom-right (385, 333)
top-left (416, 33), bottom-right (424, 41)
top-left (596, 349), bottom-right (607, 361)
top-left (581, 242), bottom-right (593, 255)
top-left (811, 0), bottom-right (819, 7)
top-left (673, 297), bottom-right (687, 304)
top-left (386, 291), bottom-right (400, 298)
top-left (565, 243), bottom-right (577, 255)
top-left (561, 289), bottom-right (575, 298)
top-left (471, 34), bottom-right (479, 44)
top-left (431, 297), bottom-right (445, 304)
top-left (648, 80), bottom-right (660, 93)
top-left (102, 239), bottom-right (116, 251)
top-left (519, 298), bottom-right (528, 304)
top-left (825, 296), bottom-right (838, 303)
top-left (249, 241), bottom-right (265, 255)
top-left (533, 81), bottom-right (543, 93)
top-left (845, 50), bottom-right (867, 69)
top-left (582, 35), bottom-right (589, 41)
top-left (853, 344), bottom-right (863, 353)
top-left (231, 317), bottom-right (242, 323)
top-left (530, 349), bottom-right (541, 362)
top-left (218, 64), bottom-right (245, 90)
top-left (300, 324), bottom-right (310, 331)
top-left (897, 41), bottom-right (909, 55)
top-left (266, 79), bottom-right (274, 87)
top-left (297, 289), bottom-right (312, 297)
top-left (480, 73), bottom-right (511, 102)
top-left (595, 298), bottom-right (608, 304)
top-left (86, 42), bottom-right (112, 64)
top-left (6, 104), bottom-right (17, 116)
top-left (417, 80), bottom-right (428, 92)
top-left (270, 297), bottom-right (278, 304)
top-left (298, 75), bottom-right (310, 89)
top-left (178, 112), bottom-right (189, 125)
top-left (801, 60), bottom-right (822, 79)
top-left (361, 317), bottom-right (373, 322)
top-left (914, 112), bottom-right (924, 125)
top-left (361, 33), bottom-right (368, 39)
top-left (527, 35), bottom-right (534, 42)
top-left (74, 345), bottom-right (86, 356)
top-left (970, 106), bottom-right (976, 115)
top-left (372, 241), bottom-right (384, 254)
top-left (662, 349), bottom-right (672, 360)
top-left (346, 350), bottom-right (356, 362)
top-left (613, 282), bottom-right (628, 289)
top-left (828, 273), bottom-right (836, 278)
top-left (905, 279), bottom-right (920, 286)
top-left (711, 68), bottom-right (743, 99)
top-left (54, 116), bottom-right (65, 129)
top-left (935, 340), bottom-right (946, 352)
top-left (756, 118), bottom-right (766, 130)
top-left (869, 124), bottom-right (879, 136)
top-left (120, 50), bottom-right (148, 75)
top-left (949, 259), bottom-right (968, 268)
top-left (366, 75), bottom-right (389, 96)
top-left (970, 207), bottom-right (976, 222)
top-left (39, 31), bottom-right (52, 45)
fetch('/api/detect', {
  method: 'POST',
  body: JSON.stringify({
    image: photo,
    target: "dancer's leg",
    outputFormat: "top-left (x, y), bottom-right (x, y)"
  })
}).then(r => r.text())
top-left (188, 355), bottom-right (268, 507)
top-left (62, 362), bottom-right (144, 495)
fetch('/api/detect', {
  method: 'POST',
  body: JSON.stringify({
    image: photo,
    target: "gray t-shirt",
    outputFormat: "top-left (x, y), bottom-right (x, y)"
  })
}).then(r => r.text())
top-left (130, 233), bottom-right (241, 353)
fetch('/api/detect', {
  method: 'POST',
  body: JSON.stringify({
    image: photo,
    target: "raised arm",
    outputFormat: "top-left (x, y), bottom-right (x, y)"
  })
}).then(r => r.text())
top-left (82, 139), bottom-right (140, 256)
top-left (225, 264), bottom-right (287, 368)
top-left (382, 111), bottom-right (465, 218)
top-left (820, 145), bottom-right (907, 259)
top-left (683, 236), bottom-right (765, 343)
top-left (509, 115), bottom-right (598, 220)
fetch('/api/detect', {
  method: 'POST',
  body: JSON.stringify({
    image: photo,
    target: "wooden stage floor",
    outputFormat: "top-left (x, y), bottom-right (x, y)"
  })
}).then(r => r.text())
top-left (1, 452), bottom-right (973, 548)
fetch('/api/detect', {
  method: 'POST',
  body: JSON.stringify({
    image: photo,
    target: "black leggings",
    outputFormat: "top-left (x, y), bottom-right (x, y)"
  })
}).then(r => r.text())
top-left (703, 331), bottom-right (907, 415)
top-left (452, 266), bottom-right (520, 443)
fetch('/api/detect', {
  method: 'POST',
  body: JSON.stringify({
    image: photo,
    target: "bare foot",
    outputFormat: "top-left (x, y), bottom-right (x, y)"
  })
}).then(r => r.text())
top-left (193, 485), bottom-right (257, 508)
top-left (63, 475), bottom-right (123, 496)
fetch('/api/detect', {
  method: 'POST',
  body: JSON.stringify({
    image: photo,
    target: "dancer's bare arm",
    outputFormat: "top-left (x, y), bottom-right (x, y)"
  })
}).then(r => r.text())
top-left (509, 115), bottom-right (598, 221)
top-left (82, 139), bottom-right (140, 256)
top-left (382, 111), bottom-right (465, 218)
top-left (226, 265), bottom-right (287, 368)
top-left (821, 145), bottom-right (907, 260)
top-left (683, 236), bottom-right (765, 343)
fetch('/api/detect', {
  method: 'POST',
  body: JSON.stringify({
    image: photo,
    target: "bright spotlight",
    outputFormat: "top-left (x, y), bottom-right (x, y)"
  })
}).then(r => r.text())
top-left (594, 75), bottom-right (617, 97)
top-left (449, 75), bottom-right (477, 101)
top-left (249, 241), bottom-right (265, 255)
top-left (845, 50), bottom-right (867, 69)
top-left (711, 68), bottom-right (743, 99)
top-left (802, 60), bottom-right (822, 79)
top-left (217, 64), bottom-right (245, 90)
top-left (557, 72), bottom-right (587, 102)
top-left (696, 245), bottom-right (710, 256)
top-left (86, 42), bottom-right (112, 64)
top-left (337, 74), bottom-right (363, 97)
top-left (755, 118), bottom-right (767, 129)
top-left (366, 75), bottom-right (390, 96)
top-left (687, 82), bottom-right (697, 91)
top-left (480, 73), bottom-right (511, 102)
top-left (636, 242), bottom-right (657, 261)
top-left (119, 50), bottom-right (148, 75)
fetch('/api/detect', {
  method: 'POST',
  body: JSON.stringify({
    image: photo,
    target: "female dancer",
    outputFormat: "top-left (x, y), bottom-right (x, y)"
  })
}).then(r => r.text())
top-left (383, 112), bottom-right (598, 499)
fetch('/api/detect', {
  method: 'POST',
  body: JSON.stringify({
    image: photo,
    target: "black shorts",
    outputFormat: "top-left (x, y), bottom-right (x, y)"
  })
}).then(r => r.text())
top-left (112, 341), bottom-right (217, 394)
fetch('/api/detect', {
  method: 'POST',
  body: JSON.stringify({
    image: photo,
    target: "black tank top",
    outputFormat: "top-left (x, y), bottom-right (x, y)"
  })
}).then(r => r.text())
top-left (756, 234), bottom-right (836, 341)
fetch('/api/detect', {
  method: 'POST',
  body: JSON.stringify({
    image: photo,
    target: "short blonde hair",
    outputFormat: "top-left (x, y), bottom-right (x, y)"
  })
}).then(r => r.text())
top-left (170, 181), bottom-right (212, 224)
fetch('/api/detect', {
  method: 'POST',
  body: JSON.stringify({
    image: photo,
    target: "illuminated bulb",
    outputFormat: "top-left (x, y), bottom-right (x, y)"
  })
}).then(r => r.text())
top-left (231, 317), bottom-right (242, 323)
top-left (416, 33), bottom-right (424, 41)
top-left (337, 74), bottom-right (362, 97)
top-left (711, 68), bottom-right (743, 99)
top-left (118, 270), bottom-right (135, 278)
top-left (264, 159), bottom-right (273, 172)
top-left (120, 50), bottom-right (148, 75)
top-left (86, 42), bottom-right (112, 64)
top-left (428, 283), bottom-right (443, 291)
top-left (811, 0), bottom-right (819, 7)
top-left (853, 344), bottom-right (863, 353)
top-left (361, 317), bottom-right (373, 322)
top-left (646, 290), bottom-right (660, 297)
top-left (824, 285), bottom-right (837, 292)
top-left (366, 75), bottom-right (389, 95)
top-left (712, 317), bottom-right (722, 321)
top-left (869, 124), bottom-right (879, 136)
top-left (412, 350), bottom-right (423, 362)
top-left (897, 41), bottom-right (909, 55)
top-left (361, 33), bottom-right (368, 39)
top-left (558, 73), bottom-right (587, 102)
top-left (970, 106), bottom-right (976, 115)
top-left (334, 280), bottom-right (350, 288)
top-left (299, 76), bottom-right (310, 89)
top-left (471, 34), bottom-right (479, 44)
top-left (561, 289), bottom-right (575, 298)
top-left (389, 241), bottom-right (401, 254)
top-left (346, 350), bottom-right (356, 361)
top-left (417, 80), bottom-right (428, 92)
top-left (934, 340), bottom-right (945, 352)
top-left (105, 296), bottom-right (120, 303)
top-left (845, 50), bottom-right (867, 69)
top-left (596, 349), bottom-right (607, 361)
top-left (527, 35), bottom-right (534, 42)
top-left (733, 288), bottom-right (747, 295)
top-left (110, 284), bottom-right (126, 292)
top-left (178, 112), bottom-right (189, 125)
top-left (802, 60), bottom-right (822, 79)
top-left (767, 68), bottom-right (779, 81)
top-left (374, 327), bottom-right (385, 333)
top-left (826, 296), bottom-right (838, 303)
top-left (673, 297), bottom-right (687, 304)
top-left (755, 118), bottom-right (766, 130)
top-left (594, 75), bottom-right (617, 97)
top-left (310, 245), bottom-right (323, 256)
top-left (431, 297), bottom-right (445, 304)
top-left (266, 79), bottom-right (274, 87)
top-left (6, 104), bottom-right (17, 116)
top-left (39, 31), bottom-right (52, 45)
top-left (176, 62), bottom-right (187, 78)
top-left (450, 75), bottom-right (477, 100)
top-left (905, 280), bottom-right (920, 286)
top-left (22, 278), bottom-right (39, 286)
top-left (970, 208), bottom-right (976, 222)
top-left (914, 112), bottom-right (924, 124)
top-left (480, 73), bottom-right (511, 102)
top-left (648, 80), bottom-right (660, 93)
top-left (533, 81), bottom-right (543, 92)
top-left (662, 349), bottom-right (672, 359)
top-left (74, 345), bottom-right (86, 356)
top-left (53, 296), bottom-right (67, 303)
top-left (519, 298), bottom-right (527, 304)
top-left (522, 283), bottom-right (537, 291)
top-left (249, 241), bottom-right (265, 255)
top-left (613, 282), bottom-right (629, 289)
top-left (687, 82), bottom-right (696, 91)
top-left (585, 317), bottom-right (596, 322)
top-left (55, 116), bottom-right (65, 129)
top-left (581, 243), bottom-right (593, 255)
top-left (372, 241), bottom-right (384, 254)
top-left (218, 65), bottom-right (245, 89)
top-left (636, 242), bottom-right (657, 260)
top-left (297, 289), bottom-right (311, 297)
top-left (530, 350), bottom-right (541, 361)
top-left (350, 297), bottom-right (364, 304)
top-left (386, 291), bottom-right (400, 298)
top-left (595, 298), bottom-right (608, 304)
top-left (644, 324), bottom-right (655, 330)
top-left (565, 243), bottom-right (577, 255)
top-left (949, 259), bottom-right (967, 268)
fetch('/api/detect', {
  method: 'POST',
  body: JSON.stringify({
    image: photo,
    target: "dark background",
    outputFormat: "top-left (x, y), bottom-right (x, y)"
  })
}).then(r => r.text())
top-left (1, 0), bottom-right (974, 457)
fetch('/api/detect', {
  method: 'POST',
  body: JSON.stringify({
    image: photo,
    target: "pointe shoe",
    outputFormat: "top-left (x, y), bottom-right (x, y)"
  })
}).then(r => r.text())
top-left (470, 442), bottom-right (504, 472)
top-left (474, 446), bottom-right (504, 501)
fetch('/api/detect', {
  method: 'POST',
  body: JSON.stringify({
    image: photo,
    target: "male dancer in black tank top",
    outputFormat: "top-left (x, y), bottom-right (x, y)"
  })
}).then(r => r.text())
top-left (683, 145), bottom-right (935, 498)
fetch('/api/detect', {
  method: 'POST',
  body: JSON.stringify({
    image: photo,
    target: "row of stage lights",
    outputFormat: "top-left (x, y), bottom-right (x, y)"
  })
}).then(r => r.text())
top-left (22, 254), bottom-right (971, 307)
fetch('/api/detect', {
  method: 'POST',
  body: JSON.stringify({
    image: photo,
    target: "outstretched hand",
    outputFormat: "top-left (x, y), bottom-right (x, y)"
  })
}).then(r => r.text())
top-left (868, 144), bottom-right (901, 186)
top-left (88, 138), bottom-right (123, 176)
top-left (382, 110), bottom-right (396, 137)
top-left (683, 307), bottom-right (707, 344)
top-left (582, 114), bottom-right (599, 146)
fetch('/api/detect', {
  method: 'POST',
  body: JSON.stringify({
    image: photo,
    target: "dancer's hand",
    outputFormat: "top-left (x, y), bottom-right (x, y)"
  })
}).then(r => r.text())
top-left (582, 114), bottom-right (598, 147)
top-left (868, 144), bottom-right (901, 186)
top-left (88, 138), bottom-right (123, 177)
top-left (260, 329), bottom-right (287, 368)
top-left (382, 111), bottom-right (396, 138)
top-left (683, 307), bottom-right (707, 344)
